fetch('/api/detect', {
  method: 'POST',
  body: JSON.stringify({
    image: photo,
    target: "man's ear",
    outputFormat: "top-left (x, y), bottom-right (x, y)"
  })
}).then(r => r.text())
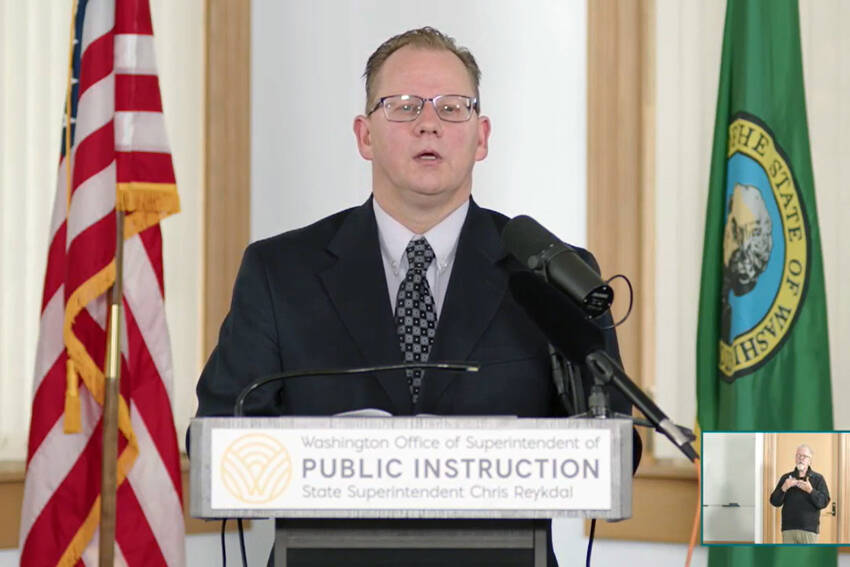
top-left (475, 115), bottom-right (491, 162)
top-left (353, 115), bottom-right (373, 160)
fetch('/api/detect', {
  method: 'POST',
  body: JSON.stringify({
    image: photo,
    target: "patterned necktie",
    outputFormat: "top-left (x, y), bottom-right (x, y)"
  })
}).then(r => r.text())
top-left (395, 237), bottom-right (437, 404)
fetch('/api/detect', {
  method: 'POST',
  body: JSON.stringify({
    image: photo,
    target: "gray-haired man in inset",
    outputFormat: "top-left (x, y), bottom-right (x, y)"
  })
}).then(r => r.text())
top-left (769, 444), bottom-right (830, 543)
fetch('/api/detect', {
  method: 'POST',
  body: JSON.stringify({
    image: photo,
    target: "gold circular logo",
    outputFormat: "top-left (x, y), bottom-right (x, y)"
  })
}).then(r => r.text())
top-left (221, 434), bottom-right (292, 504)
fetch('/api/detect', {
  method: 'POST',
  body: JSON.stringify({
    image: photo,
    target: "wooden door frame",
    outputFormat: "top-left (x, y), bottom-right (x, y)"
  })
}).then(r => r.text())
top-left (763, 433), bottom-right (778, 543)
top-left (203, 0), bottom-right (251, 356)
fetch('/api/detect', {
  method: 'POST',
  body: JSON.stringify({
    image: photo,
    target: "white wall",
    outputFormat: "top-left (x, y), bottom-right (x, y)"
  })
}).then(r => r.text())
top-left (754, 433), bottom-right (764, 544)
top-left (251, 0), bottom-right (588, 247)
top-left (0, 0), bottom-right (72, 464)
top-left (653, 0), bottom-right (726, 459)
top-left (799, 0), bottom-right (850, 427)
top-left (702, 433), bottom-right (756, 542)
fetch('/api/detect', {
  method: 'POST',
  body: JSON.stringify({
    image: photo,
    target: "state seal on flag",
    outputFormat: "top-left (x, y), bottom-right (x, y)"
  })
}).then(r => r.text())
top-left (718, 114), bottom-right (810, 381)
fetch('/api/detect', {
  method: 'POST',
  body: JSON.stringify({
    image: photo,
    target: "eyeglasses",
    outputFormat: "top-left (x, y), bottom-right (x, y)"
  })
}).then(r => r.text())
top-left (367, 94), bottom-right (479, 123)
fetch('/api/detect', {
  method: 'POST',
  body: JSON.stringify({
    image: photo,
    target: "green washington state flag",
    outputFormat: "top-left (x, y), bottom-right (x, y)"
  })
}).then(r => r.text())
top-left (697, 0), bottom-right (833, 564)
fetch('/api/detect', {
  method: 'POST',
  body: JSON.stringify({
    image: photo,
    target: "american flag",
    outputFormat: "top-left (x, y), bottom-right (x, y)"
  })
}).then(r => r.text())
top-left (19, 0), bottom-right (185, 564)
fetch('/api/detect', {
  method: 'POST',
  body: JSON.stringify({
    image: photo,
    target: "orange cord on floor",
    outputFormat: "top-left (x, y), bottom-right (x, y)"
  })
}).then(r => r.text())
top-left (685, 457), bottom-right (701, 567)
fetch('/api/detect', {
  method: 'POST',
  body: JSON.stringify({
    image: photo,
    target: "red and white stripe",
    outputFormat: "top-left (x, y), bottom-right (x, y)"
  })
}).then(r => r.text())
top-left (20, 0), bottom-right (184, 565)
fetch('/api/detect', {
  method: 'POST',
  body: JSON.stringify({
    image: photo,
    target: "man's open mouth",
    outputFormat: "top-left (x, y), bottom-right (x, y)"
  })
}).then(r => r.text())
top-left (415, 150), bottom-right (442, 161)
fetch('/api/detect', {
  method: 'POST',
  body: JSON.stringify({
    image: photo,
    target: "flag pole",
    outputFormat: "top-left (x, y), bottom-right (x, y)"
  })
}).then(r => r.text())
top-left (99, 210), bottom-right (124, 566)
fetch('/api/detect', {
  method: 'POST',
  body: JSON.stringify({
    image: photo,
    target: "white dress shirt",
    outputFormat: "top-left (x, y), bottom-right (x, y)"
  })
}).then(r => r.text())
top-left (373, 198), bottom-right (469, 318)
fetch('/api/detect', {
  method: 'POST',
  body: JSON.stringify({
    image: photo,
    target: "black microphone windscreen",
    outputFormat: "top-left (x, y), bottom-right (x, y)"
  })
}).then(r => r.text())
top-left (509, 271), bottom-right (605, 363)
top-left (501, 215), bottom-right (561, 266)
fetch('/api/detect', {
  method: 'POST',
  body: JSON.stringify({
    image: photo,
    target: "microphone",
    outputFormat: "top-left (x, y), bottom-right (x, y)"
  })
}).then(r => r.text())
top-left (233, 362), bottom-right (480, 417)
top-left (508, 270), bottom-right (604, 362)
top-left (509, 271), bottom-right (698, 462)
top-left (502, 215), bottom-right (613, 317)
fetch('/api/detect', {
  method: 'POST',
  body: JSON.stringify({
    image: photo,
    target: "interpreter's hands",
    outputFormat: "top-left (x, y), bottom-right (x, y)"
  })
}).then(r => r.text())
top-left (799, 479), bottom-right (813, 493)
top-left (782, 476), bottom-right (797, 492)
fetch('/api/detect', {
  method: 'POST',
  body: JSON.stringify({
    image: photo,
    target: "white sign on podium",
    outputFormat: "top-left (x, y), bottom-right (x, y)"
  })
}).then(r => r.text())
top-left (191, 416), bottom-right (632, 521)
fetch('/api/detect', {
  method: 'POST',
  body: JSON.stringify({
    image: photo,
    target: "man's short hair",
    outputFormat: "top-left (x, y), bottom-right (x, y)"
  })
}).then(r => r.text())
top-left (797, 444), bottom-right (813, 457)
top-left (363, 27), bottom-right (482, 113)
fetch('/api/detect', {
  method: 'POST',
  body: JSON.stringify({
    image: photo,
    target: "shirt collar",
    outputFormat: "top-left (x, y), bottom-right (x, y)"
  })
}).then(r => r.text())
top-left (373, 198), bottom-right (469, 272)
top-left (791, 466), bottom-right (814, 476)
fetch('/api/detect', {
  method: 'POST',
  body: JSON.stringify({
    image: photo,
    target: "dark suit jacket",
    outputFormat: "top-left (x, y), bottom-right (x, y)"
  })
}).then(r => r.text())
top-left (195, 197), bottom-right (637, 566)
top-left (195, 197), bottom-right (631, 420)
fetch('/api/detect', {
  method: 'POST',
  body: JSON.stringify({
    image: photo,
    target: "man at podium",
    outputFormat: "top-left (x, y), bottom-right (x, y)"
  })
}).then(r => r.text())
top-left (194, 26), bottom-right (635, 567)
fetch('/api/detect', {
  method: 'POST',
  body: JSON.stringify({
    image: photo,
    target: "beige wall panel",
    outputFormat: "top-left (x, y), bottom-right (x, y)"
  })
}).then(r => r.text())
top-left (587, 0), bottom-right (644, 383)
top-left (203, 0), bottom-right (251, 363)
top-left (149, 0), bottom-right (205, 451)
top-left (653, 0), bottom-right (725, 459)
top-left (592, 464), bottom-right (698, 543)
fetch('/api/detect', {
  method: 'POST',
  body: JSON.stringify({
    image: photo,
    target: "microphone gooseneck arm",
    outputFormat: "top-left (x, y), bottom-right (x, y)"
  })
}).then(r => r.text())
top-left (585, 351), bottom-right (698, 462)
top-left (233, 362), bottom-right (480, 417)
top-left (508, 270), bottom-right (697, 462)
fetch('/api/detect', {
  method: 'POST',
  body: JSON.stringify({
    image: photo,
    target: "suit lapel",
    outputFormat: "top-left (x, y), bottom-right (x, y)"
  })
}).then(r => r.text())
top-left (318, 200), bottom-right (413, 415)
top-left (420, 200), bottom-right (509, 411)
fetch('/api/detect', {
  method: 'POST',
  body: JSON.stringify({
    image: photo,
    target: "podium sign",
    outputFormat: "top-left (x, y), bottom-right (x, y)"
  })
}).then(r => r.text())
top-left (191, 416), bottom-right (632, 520)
